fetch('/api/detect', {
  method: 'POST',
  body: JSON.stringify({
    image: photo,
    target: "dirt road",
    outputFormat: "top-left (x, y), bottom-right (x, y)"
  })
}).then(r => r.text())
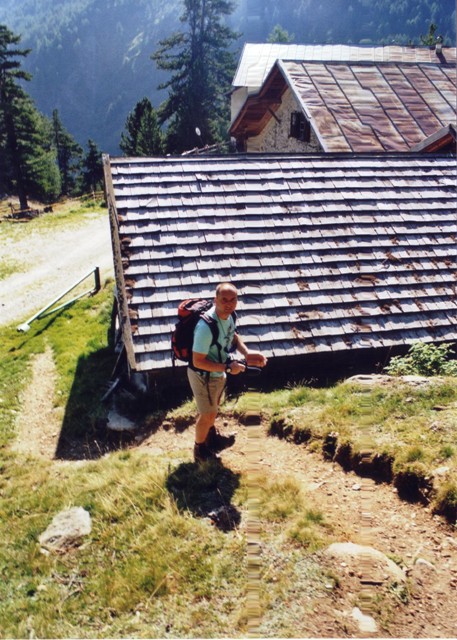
top-left (0, 212), bottom-right (113, 327)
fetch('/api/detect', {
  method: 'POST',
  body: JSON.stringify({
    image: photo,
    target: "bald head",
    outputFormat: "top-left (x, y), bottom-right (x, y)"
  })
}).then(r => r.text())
top-left (216, 282), bottom-right (237, 297)
top-left (214, 282), bottom-right (238, 319)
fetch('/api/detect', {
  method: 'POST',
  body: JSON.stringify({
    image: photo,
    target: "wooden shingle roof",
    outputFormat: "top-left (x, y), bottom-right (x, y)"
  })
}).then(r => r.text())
top-left (104, 153), bottom-right (457, 374)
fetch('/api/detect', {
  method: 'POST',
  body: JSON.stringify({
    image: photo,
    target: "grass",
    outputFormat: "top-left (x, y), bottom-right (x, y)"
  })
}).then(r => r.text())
top-left (0, 288), bottom-right (239, 637)
top-left (0, 286), bottom-right (115, 446)
top-left (0, 287), bottom-right (337, 637)
top-left (1, 277), bottom-right (457, 636)
top-left (226, 381), bottom-right (457, 469)
top-left (0, 196), bottom-right (106, 243)
top-left (257, 476), bottom-right (330, 552)
top-left (164, 377), bottom-right (457, 518)
top-left (0, 258), bottom-right (25, 281)
top-left (0, 197), bottom-right (107, 299)
top-left (0, 451), bottom-right (247, 638)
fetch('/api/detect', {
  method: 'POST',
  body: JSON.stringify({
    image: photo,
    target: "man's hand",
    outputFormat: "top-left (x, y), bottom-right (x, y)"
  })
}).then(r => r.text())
top-left (246, 351), bottom-right (268, 368)
top-left (228, 360), bottom-right (246, 375)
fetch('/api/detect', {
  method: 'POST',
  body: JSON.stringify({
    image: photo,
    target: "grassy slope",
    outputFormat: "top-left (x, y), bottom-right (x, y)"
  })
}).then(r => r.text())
top-left (227, 380), bottom-right (457, 518)
top-left (0, 276), bottom-right (334, 637)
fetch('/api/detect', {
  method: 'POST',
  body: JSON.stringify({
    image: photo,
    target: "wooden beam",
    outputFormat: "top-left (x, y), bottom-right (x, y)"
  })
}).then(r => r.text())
top-left (102, 154), bottom-right (138, 372)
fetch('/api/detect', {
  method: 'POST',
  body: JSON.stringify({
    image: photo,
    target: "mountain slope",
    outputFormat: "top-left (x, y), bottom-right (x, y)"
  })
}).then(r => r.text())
top-left (0, 0), bottom-right (181, 153)
top-left (0, 0), bottom-right (455, 154)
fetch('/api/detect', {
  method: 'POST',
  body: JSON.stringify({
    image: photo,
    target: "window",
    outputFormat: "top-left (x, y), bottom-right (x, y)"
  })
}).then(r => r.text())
top-left (290, 111), bottom-right (311, 142)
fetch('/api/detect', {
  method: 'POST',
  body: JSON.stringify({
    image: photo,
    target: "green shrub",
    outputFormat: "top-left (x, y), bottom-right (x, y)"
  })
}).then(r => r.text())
top-left (404, 446), bottom-right (425, 463)
top-left (385, 341), bottom-right (457, 377)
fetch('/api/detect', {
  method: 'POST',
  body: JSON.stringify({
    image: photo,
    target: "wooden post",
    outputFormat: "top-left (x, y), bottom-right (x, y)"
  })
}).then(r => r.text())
top-left (94, 266), bottom-right (101, 292)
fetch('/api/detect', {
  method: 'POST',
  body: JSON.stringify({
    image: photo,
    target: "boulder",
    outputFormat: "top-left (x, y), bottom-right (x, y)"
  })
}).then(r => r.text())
top-left (107, 407), bottom-right (136, 431)
top-left (39, 506), bottom-right (91, 552)
top-left (351, 606), bottom-right (378, 633)
top-left (325, 542), bottom-right (406, 583)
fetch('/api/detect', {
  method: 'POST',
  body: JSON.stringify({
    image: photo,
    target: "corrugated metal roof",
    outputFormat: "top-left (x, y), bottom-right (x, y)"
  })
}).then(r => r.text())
top-left (105, 154), bottom-right (457, 373)
top-left (232, 43), bottom-right (457, 89)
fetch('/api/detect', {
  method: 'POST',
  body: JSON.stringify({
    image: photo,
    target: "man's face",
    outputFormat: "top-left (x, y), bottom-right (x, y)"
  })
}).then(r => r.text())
top-left (215, 287), bottom-right (238, 318)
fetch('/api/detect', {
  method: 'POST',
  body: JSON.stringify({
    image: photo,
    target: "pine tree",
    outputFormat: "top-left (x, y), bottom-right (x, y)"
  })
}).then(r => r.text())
top-left (267, 24), bottom-right (294, 43)
top-left (51, 109), bottom-right (82, 196)
top-left (79, 139), bottom-right (104, 194)
top-left (152, 0), bottom-right (239, 154)
top-left (420, 22), bottom-right (442, 45)
top-left (0, 24), bottom-right (60, 208)
top-left (120, 98), bottom-right (163, 156)
top-left (0, 24), bottom-right (32, 208)
top-left (22, 104), bottom-right (61, 203)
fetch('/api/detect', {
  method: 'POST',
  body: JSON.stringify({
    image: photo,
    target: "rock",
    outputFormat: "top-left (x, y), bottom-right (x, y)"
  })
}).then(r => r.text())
top-left (344, 374), bottom-right (441, 388)
top-left (351, 607), bottom-right (378, 633)
top-left (207, 505), bottom-right (241, 531)
top-left (414, 558), bottom-right (436, 571)
top-left (433, 466), bottom-right (450, 477)
top-left (344, 374), bottom-right (392, 386)
top-left (402, 375), bottom-right (435, 386)
top-left (447, 537), bottom-right (457, 549)
top-left (107, 408), bottom-right (137, 431)
top-left (39, 506), bottom-right (91, 552)
top-left (325, 542), bottom-right (406, 583)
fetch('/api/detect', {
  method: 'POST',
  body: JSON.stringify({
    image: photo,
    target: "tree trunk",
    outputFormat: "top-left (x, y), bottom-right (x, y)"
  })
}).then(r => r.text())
top-left (2, 96), bottom-right (29, 210)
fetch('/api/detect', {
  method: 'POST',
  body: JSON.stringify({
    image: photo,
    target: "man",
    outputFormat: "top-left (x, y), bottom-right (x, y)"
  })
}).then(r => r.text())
top-left (188, 282), bottom-right (267, 463)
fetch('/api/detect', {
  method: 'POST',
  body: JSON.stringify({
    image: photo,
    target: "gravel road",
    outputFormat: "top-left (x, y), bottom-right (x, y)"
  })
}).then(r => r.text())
top-left (0, 212), bottom-right (114, 327)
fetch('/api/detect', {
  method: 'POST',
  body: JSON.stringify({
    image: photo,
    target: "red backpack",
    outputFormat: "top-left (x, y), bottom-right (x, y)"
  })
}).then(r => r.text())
top-left (171, 299), bottom-right (219, 367)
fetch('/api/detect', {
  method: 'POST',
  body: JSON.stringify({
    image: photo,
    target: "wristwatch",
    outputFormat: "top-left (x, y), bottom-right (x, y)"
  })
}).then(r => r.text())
top-left (225, 362), bottom-right (232, 373)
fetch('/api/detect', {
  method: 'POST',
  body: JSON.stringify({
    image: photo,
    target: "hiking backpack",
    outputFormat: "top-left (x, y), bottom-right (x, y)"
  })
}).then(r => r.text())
top-left (171, 298), bottom-right (237, 368)
top-left (171, 298), bottom-right (219, 366)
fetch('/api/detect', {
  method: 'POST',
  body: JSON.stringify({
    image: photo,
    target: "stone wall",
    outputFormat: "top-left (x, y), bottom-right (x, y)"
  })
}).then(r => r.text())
top-left (246, 89), bottom-right (322, 153)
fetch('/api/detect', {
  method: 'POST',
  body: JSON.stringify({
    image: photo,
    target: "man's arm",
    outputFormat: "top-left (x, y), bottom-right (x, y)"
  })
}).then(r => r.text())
top-left (233, 333), bottom-right (249, 357)
top-left (233, 333), bottom-right (268, 367)
top-left (192, 352), bottom-right (226, 373)
top-left (193, 351), bottom-right (245, 375)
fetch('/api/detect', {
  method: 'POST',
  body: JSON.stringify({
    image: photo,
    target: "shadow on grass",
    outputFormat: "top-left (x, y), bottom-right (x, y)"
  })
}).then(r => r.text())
top-left (55, 346), bottom-right (193, 460)
top-left (166, 460), bottom-right (241, 532)
top-left (55, 346), bottom-right (123, 460)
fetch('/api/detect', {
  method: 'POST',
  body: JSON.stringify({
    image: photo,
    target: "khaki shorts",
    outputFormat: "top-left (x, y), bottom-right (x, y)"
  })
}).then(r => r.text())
top-left (187, 368), bottom-right (226, 415)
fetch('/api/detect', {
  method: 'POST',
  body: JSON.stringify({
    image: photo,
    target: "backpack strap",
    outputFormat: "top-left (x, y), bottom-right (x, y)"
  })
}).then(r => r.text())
top-left (190, 311), bottom-right (236, 372)
top-left (201, 312), bottom-right (223, 361)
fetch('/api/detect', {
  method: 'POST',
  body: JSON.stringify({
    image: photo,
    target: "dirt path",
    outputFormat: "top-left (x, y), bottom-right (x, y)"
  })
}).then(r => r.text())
top-left (138, 419), bottom-right (457, 638)
top-left (0, 212), bottom-right (113, 327)
top-left (11, 346), bottom-right (64, 458)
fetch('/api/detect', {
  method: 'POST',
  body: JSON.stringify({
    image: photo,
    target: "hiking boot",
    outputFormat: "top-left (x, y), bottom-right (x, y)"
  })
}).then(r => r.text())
top-left (193, 442), bottom-right (219, 463)
top-left (205, 426), bottom-right (236, 453)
